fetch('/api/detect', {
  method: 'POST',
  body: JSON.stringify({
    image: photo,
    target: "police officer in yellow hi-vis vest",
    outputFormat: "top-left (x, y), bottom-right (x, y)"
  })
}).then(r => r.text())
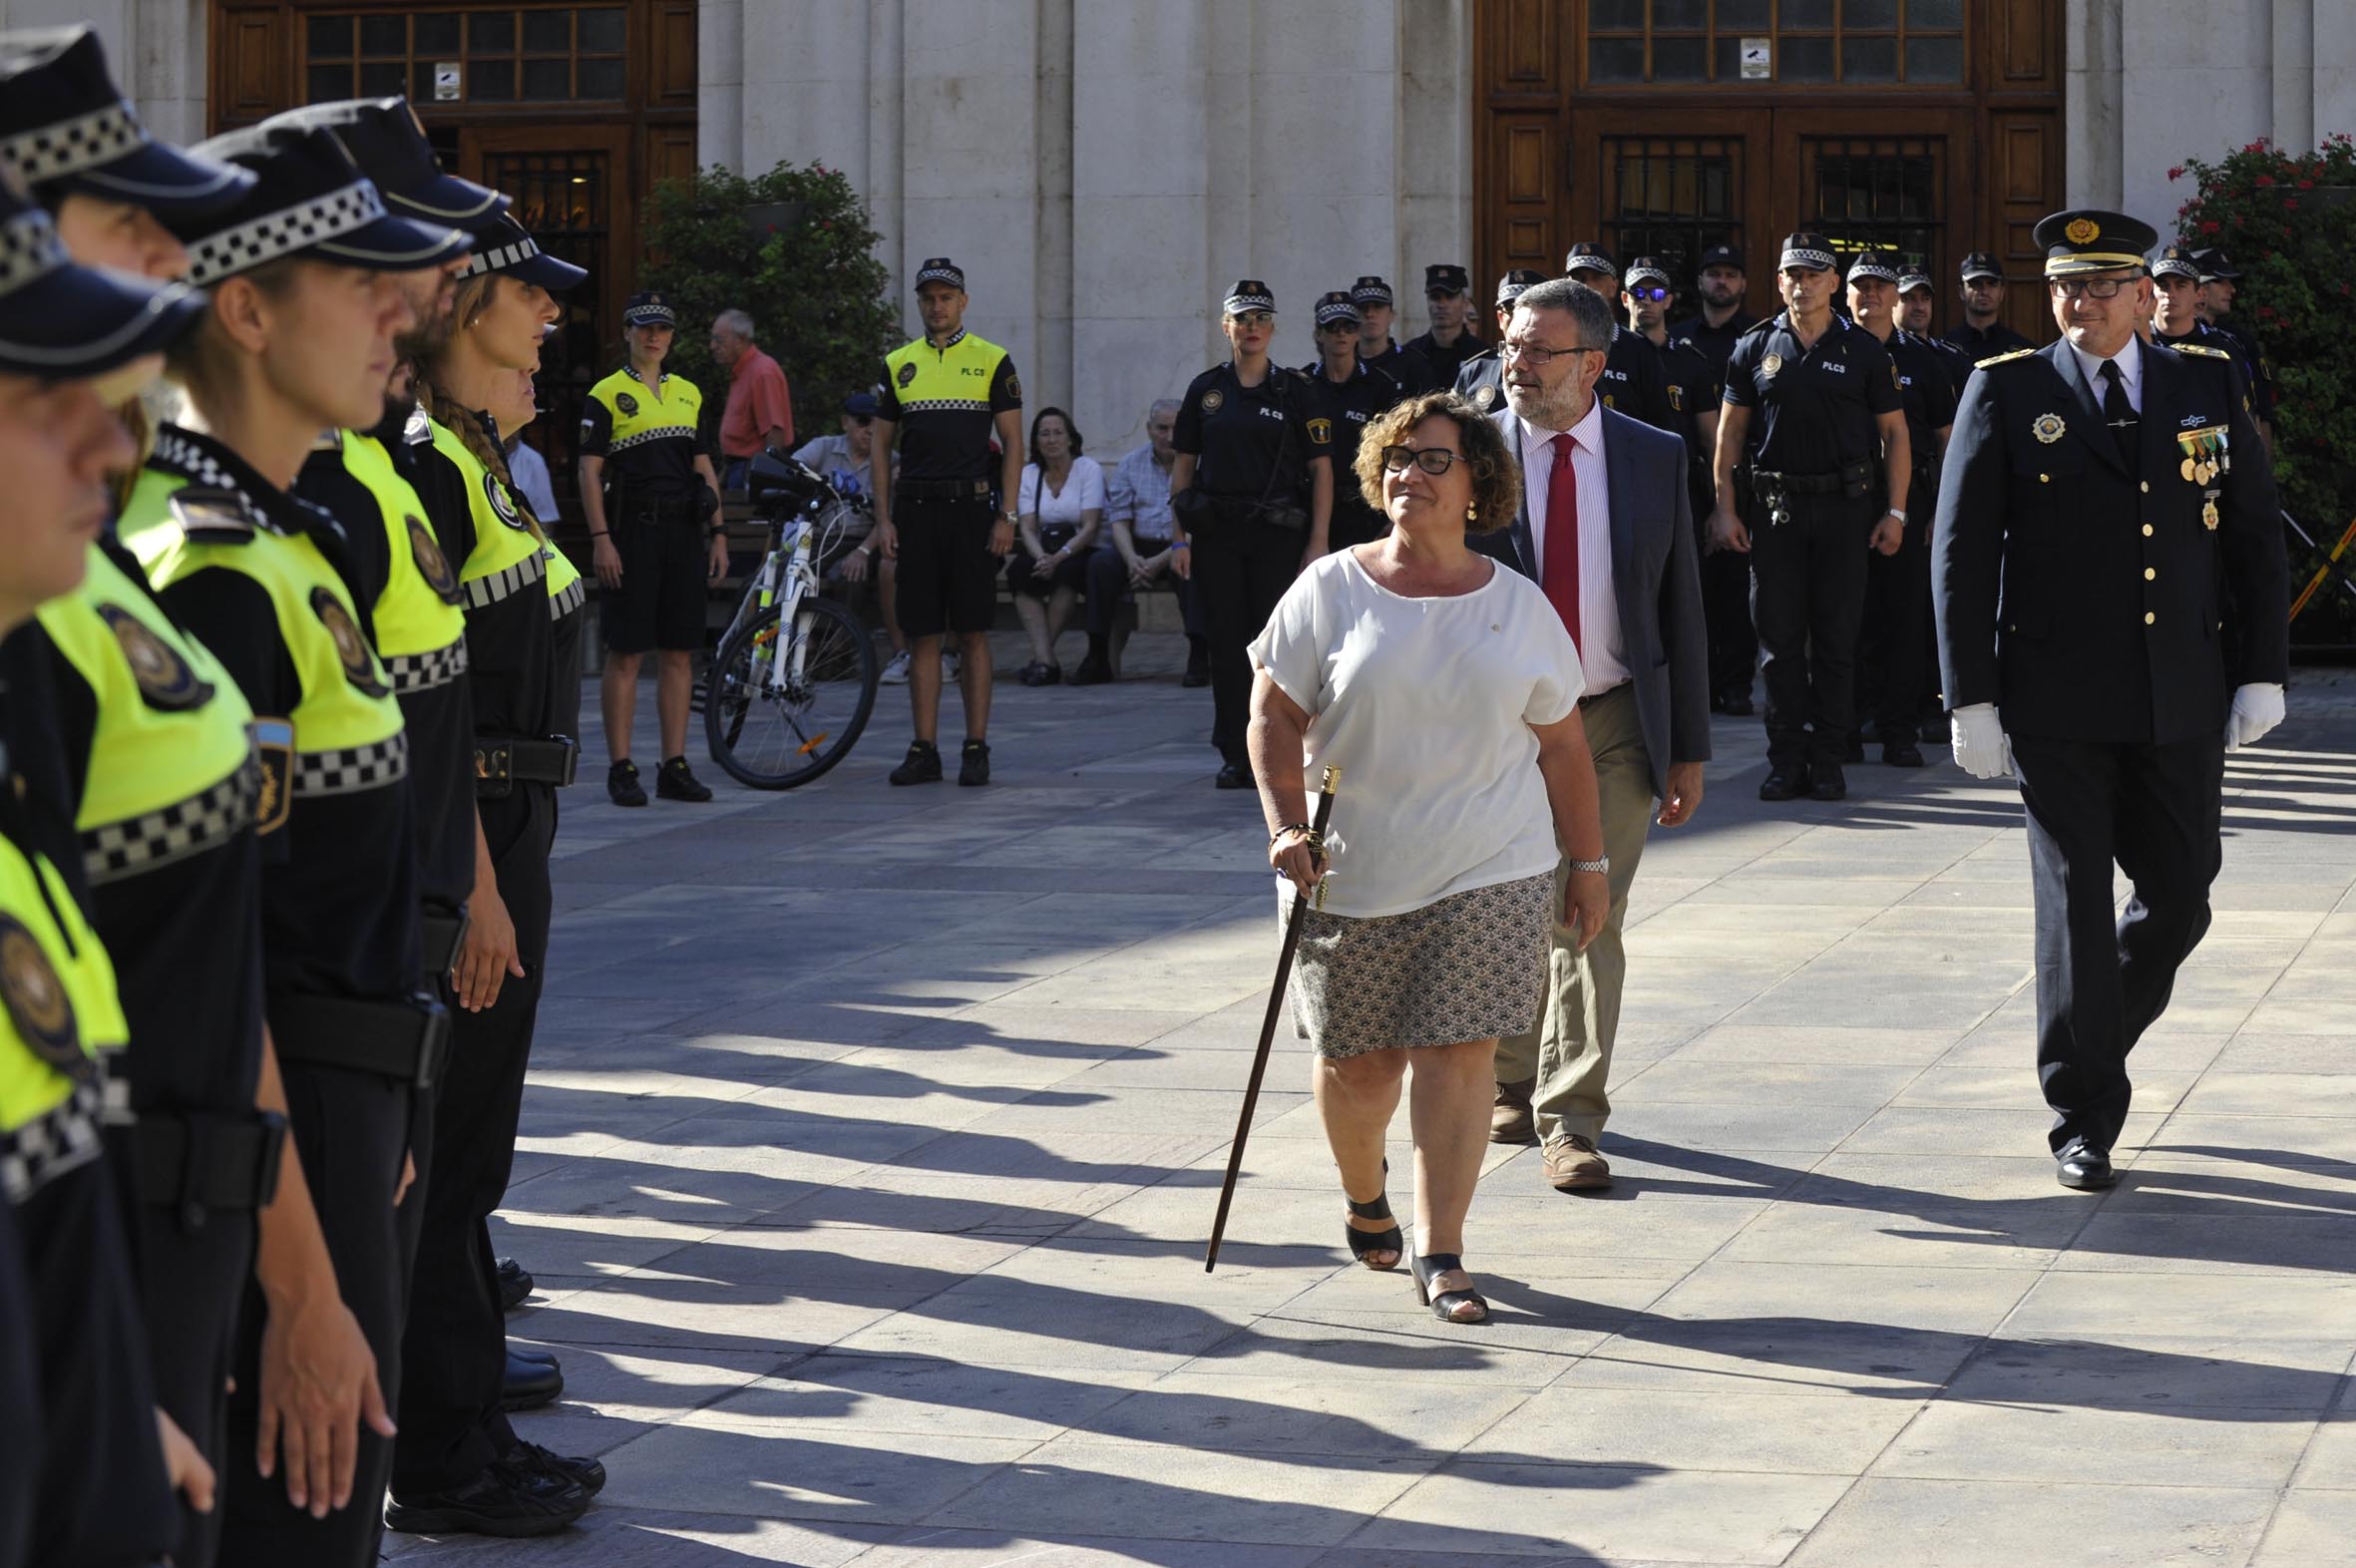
top-left (0, 144), bottom-right (202, 1568)
top-left (397, 208), bottom-right (604, 1537)
top-left (127, 123), bottom-right (468, 1567)
top-left (579, 289), bottom-right (724, 806)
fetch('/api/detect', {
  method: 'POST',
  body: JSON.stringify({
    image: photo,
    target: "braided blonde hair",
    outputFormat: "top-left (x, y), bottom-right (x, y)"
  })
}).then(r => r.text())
top-left (411, 272), bottom-right (547, 543)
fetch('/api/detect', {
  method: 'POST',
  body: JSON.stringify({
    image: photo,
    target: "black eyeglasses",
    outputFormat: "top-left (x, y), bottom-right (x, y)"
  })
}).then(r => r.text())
top-left (1499, 339), bottom-right (1605, 367)
top-left (2048, 277), bottom-right (2134, 300)
top-left (1627, 285), bottom-right (1671, 302)
top-left (1381, 445), bottom-right (1470, 477)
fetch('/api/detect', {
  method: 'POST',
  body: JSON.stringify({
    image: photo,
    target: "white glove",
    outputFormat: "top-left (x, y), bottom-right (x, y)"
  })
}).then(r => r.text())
top-left (2224, 682), bottom-right (2285, 751)
top-left (1950, 702), bottom-right (2013, 780)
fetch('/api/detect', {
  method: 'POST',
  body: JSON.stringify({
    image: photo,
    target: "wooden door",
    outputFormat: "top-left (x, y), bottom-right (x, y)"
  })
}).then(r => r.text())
top-left (1771, 107), bottom-right (1975, 299)
top-left (1565, 108), bottom-right (1773, 313)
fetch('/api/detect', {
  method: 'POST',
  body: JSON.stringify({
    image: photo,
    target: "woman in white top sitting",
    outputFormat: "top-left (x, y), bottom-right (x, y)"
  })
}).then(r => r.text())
top-left (1007, 406), bottom-right (1105, 685)
top-left (1248, 390), bottom-right (1609, 1326)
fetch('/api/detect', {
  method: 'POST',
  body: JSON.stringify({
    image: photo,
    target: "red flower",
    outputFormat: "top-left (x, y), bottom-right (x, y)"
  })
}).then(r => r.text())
top-left (2286, 198), bottom-right (2299, 211)
top-left (2200, 219), bottom-right (2221, 234)
top-left (2167, 166), bottom-right (2185, 182)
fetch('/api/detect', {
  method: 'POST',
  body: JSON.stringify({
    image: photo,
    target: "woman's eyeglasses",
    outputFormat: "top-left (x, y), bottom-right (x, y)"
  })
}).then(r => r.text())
top-left (2048, 277), bottom-right (2134, 300)
top-left (1381, 446), bottom-right (1470, 477)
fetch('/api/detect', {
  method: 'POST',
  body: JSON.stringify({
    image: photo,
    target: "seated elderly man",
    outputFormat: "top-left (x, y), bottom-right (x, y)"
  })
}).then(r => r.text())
top-left (1075, 398), bottom-right (1208, 685)
top-left (812, 389), bottom-right (911, 681)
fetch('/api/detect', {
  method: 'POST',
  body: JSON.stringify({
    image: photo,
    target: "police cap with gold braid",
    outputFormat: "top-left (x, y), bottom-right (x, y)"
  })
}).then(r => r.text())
top-left (2033, 208), bottom-right (2159, 277)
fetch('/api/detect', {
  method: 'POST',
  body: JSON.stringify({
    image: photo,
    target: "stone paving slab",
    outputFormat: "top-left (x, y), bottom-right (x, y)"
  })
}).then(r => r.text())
top-left (386, 646), bottom-right (2356, 1565)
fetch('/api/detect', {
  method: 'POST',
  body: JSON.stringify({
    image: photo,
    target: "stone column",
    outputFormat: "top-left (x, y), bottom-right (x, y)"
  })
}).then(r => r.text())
top-left (2066, 0), bottom-right (2125, 210)
top-left (2271, 0), bottom-right (2315, 154)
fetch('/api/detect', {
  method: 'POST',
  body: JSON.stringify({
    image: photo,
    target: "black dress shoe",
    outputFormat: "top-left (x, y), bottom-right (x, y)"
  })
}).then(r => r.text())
top-left (1759, 769), bottom-right (1806, 802)
top-left (1882, 739), bottom-right (1927, 768)
top-left (509, 1340), bottom-right (558, 1366)
top-left (1214, 762), bottom-right (1253, 790)
top-left (498, 1256), bottom-right (534, 1311)
top-left (509, 1439), bottom-right (605, 1497)
top-left (1809, 764), bottom-right (1848, 801)
top-left (384, 1454), bottom-right (589, 1537)
top-left (2056, 1139), bottom-right (2118, 1191)
top-left (501, 1348), bottom-right (565, 1411)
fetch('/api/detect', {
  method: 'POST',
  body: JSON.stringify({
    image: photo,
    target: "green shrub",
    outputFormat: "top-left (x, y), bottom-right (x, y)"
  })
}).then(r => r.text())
top-left (2171, 133), bottom-right (2356, 642)
top-left (636, 160), bottom-right (898, 450)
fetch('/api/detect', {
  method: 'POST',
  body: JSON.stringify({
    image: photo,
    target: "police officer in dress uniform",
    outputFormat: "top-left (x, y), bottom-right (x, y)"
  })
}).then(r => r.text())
top-left (1351, 274), bottom-right (1432, 395)
top-left (1944, 251), bottom-right (2035, 363)
top-left (1563, 243), bottom-right (1676, 430)
top-left (1671, 241), bottom-right (1763, 713)
top-left (580, 289), bottom-right (725, 806)
top-left (1306, 290), bottom-right (1401, 552)
top-left (1933, 208), bottom-right (2287, 1191)
top-left (867, 257), bottom-right (1023, 788)
top-left (391, 208), bottom-right (599, 1537)
top-left (0, 157), bottom-right (198, 1568)
top-left (125, 124), bottom-right (468, 1567)
top-left (1710, 231), bottom-right (1912, 803)
top-left (1170, 280), bottom-right (1334, 789)
top-left (1451, 268), bottom-right (1543, 415)
top-left (1843, 248), bottom-right (1957, 769)
top-left (1404, 263), bottom-right (1486, 384)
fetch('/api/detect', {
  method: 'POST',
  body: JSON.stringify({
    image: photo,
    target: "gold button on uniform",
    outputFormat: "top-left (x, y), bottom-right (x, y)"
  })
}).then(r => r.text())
top-left (2145, 611), bottom-right (2157, 624)
top-left (2039, 474), bottom-right (2050, 484)
top-left (2143, 524), bottom-right (2154, 537)
top-left (2141, 481), bottom-right (2151, 494)
top-left (2145, 568), bottom-right (2157, 581)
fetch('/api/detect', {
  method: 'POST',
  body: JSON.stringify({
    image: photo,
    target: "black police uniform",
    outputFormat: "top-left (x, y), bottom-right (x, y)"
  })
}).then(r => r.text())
top-left (1651, 330), bottom-right (1722, 530)
top-left (1405, 264), bottom-right (1484, 383)
top-left (1365, 338), bottom-right (1435, 396)
top-left (1451, 348), bottom-right (1503, 412)
top-left (1923, 331), bottom-right (1976, 395)
top-left (127, 425), bottom-right (435, 1568)
top-left (1672, 306), bottom-right (1764, 706)
top-left (1722, 307), bottom-right (1903, 782)
top-left (1853, 325), bottom-right (1958, 756)
top-left (878, 322), bottom-right (1021, 638)
top-left (580, 352), bottom-right (716, 653)
top-left (1598, 325), bottom-right (1676, 432)
top-left (1943, 317), bottom-right (2035, 361)
top-left (1174, 347), bottom-right (1332, 774)
top-left (1934, 243), bottom-right (2286, 1163)
top-left (1311, 357), bottom-right (1403, 551)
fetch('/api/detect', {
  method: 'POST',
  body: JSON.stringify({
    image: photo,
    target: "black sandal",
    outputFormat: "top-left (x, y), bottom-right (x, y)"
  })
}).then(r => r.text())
top-left (1345, 1192), bottom-right (1402, 1272)
top-left (1411, 1253), bottom-right (1490, 1324)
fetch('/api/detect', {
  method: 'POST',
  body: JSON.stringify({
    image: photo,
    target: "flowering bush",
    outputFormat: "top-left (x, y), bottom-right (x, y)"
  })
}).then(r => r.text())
top-left (2173, 134), bottom-right (2356, 640)
top-left (637, 162), bottom-right (898, 448)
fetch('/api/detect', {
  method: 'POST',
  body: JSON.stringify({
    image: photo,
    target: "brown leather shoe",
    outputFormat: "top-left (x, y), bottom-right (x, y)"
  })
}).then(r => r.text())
top-left (1490, 1078), bottom-right (1537, 1145)
top-left (1542, 1133), bottom-right (1613, 1192)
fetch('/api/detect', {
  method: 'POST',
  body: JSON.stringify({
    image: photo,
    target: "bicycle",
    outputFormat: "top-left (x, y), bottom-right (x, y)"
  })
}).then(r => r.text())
top-left (702, 452), bottom-right (880, 788)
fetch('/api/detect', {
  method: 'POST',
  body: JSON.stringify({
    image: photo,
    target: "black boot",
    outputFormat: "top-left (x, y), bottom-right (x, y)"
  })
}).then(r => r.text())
top-left (605, 759), bottom-right (646, 807)
top-left (889, 739), bottom-right (943, 785)
top-left (656, 755), bottom-right (713, 801)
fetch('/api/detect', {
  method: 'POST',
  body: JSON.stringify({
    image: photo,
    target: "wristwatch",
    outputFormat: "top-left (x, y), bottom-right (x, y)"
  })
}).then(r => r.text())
top-left (1885, 508), bottom-right (1908, 524)
top-left (999, 510), bottom-right (1019, 525)
top-left (1568, 857), bottom-right (1610, 875)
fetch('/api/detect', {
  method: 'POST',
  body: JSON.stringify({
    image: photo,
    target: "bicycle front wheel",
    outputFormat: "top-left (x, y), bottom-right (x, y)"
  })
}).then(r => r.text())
top-left (702, 597), bottom-right (879, 788)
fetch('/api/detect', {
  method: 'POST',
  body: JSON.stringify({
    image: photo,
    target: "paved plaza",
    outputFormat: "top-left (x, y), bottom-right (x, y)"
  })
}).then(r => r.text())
top-left (385, 636), bottom-right (2356, 1566)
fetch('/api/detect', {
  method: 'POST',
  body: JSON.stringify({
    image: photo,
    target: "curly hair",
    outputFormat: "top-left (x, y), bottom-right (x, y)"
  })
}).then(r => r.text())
top-left (1351, 391), bottom-right (1521, 535)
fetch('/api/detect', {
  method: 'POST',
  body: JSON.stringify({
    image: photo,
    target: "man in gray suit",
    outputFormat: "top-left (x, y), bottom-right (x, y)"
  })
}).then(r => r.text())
top-left (1473, 277), bottom-right (1712, 1191)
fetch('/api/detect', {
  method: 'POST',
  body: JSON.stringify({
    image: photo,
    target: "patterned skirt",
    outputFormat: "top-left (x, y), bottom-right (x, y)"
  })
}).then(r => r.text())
top-left (1289, 873), bottom-right (1554, 1058)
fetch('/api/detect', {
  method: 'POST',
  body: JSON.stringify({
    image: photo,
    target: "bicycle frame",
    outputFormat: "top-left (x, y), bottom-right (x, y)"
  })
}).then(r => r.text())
top-left (738, 517), bottom-right (819, 697)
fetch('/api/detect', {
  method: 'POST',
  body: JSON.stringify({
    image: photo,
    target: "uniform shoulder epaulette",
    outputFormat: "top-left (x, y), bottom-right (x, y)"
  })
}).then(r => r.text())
top-left (403, 404), bottom-right (435, 446)
top-left (2175, 342), bottom-right (2232, 360)
top-left (1735, 317), bottom-right (1776, 338)
top-left (1976, 346), bottom-right (2037, 369)
top-left (167, 487), bottom-right (258, 544)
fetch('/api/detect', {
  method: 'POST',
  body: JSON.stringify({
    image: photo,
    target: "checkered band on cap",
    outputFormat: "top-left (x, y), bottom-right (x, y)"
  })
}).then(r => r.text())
top-left (1847, 255), bottom-right (1901, 283)
top-left (188, 179), bottom-right (386, 287)
top-left (915, 257), bottom-right (965, 288)
top-left (0, 207), bottom-right (69, 300)
top-left (0, 99), bottom-right (144, 186)
top-left (457, 232), bottom-right (546, 279)
top-left (293, 731), bottom-right (409, 797)
top-left (1223, 285), bottom-right (1275, 315)
top-left (0, 1076), bottom-right (105, 1205)
top-left (461, 546), bottom-right (549, 608)
top-left (1780, 243), bottom-right (1837, 271)
top-left (382, 635), bottom-right (470, 695)
top-left (2153, 249), bottom-right (2199, 280)
top-left (550, 574), bottom-right (586, 620)
top-left (1314, 295), bottom-right (1361, 325)
top-left (1897, 269), bottom-right (1932, 291)
top-left (80, 750), bottom-right (260, 886)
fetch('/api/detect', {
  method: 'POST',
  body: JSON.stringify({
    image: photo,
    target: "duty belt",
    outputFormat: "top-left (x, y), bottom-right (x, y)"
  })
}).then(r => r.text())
top-left (421, 909), bottom-right (470, 978)
top-left (294, 732), bottom-right (410, 797)
top-left (383, 636), bottom-right (471, 695)
top-left (474, 734), bottom-right (579, 798)
top-left (129, 1107), bottom-right (287, 1230)
top-left (1748, 459), bottom-right (1875, 528)
top-left (80, 749), bottom-right (261, 886)
top-left (896, 477), bottom-right (992, 502)
top-left (267, 989), bottom-right (451, 1089)
top-left (462, 548), bottom-right (550, 609)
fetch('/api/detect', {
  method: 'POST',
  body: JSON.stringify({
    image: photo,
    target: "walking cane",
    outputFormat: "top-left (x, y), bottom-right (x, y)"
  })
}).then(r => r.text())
top-left (1205, 764), bottom-right (1340, 1273)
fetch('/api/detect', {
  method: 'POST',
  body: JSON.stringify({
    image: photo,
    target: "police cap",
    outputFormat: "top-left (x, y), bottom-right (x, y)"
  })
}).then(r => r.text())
top-left (1423, 263), bottom-right (1469, 297)
top-left (2032, 209), bottom-right (2157, 277)
top-left (0, 26), bottom-right (252, 214)
top-left (1223, 278), bottom-right (1275, 316)
top-left (1494, 268), bottom-right (1545, 307)
top-left (454, 208), bottom-right (588, 292)
top-left (1896, 264), bottom-right (1933, 295)
top-left (1562, 241), bottom-right (1617, 281)
top-left (261, 97), bottom-right (507, 235)
top-left (914, 256), bottom-right (966, 291)
top-left (1350, 274), bottom-right (1393, 308)
top-left (0, 177), bottom-right (204, 376)
top-left (624, 290), bottom-right (675, 327)
top-left (174, 125), bottom-right (471, 288)
top-left (2151, 243), bottom-right (2200, 282)
top-left (1697, 242), bottom-right (1745, 274)
top-left (1846, 248), bottom-right (1902, 284)
top-left (2193, 247), bottom-right (2241, 283)
top-left (1778, 232), bottom-right (1836, 273)
top-left (1959, 250), bottom-right (2004, 281)
top-left (1622, 257), bottom-right (1672, 290)
top-left (1314, 290), bottom-right (1361, 327)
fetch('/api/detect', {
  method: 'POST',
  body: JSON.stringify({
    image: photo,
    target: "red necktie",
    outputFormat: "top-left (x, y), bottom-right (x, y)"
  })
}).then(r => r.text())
top-left (1542, 431), bottom-right (1582, 655)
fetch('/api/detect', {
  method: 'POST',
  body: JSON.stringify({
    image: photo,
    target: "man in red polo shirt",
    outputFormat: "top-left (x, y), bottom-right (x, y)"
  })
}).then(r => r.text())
top-left (710, 307), bottom-right (793, 488)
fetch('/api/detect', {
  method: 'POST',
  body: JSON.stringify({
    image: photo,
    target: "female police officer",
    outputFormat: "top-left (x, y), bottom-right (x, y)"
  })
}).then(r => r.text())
top-left (122, 122), bottom-right (470, 1567)
top-left (394, 209), bottom-right (600, 1537)
top-left (1170, 280), bottom-right (1333, 789)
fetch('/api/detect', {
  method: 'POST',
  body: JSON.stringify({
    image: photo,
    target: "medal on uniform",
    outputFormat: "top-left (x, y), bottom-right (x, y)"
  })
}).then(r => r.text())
top-left (1761, 352), bottom-right (1782, 379)
top-left (2202, 498), bottom-right (2220, 531)
top-left (2032, 413), bottom-right (2066, 445)
top-left (2180, 457), bottom-right (2197, 483)
top-left (1200, 390), bottom-right (1224, 414)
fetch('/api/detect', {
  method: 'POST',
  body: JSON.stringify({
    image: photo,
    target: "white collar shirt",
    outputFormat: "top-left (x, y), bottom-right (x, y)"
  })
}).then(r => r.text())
top-left (2070, 331), bottom-right (2144, 414)
top-left (1516, 396), bottom-right (1628, 692)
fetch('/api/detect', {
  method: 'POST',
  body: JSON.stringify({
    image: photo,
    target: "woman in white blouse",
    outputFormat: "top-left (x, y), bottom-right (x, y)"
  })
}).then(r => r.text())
top-left (1007, 406), bottom-right (1105, 684)
top-left (1248, 390), bottom-right (1609, 1326)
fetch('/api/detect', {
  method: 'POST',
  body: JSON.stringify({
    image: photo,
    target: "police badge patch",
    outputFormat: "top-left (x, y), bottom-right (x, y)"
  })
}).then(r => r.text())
top-left (615, 392), bottom-right (639, 416)
top-left (1004, 373), bottom-right (1021, 402)
top-left (97, 604), bottom-right (211, 712)
top-left (1472, 384), bottom-right (1497, 410)
top-left (0, 915), bottom-right (80, 1070)
top-left (1666, 385), bottom-right (1683, 413)
top-left (248, 717), bottom-right (293, 836)
top-left (1200, 390), bottom-right (1225, 414)
top-left (484, 471), bottom-right (528, 531)
top-left (408, 516), bottom-right (461, 603)
top-left (896, 361), bottom-right (917, 389)
top-left (1761, 353), bottom-right (1782, 378)
top-left (311, 587), bottom-right (390, 698)
top-left (2032, 413), bottom-right (2066, 445)
top-left (1306, 418), bottom-right (1333, 444)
